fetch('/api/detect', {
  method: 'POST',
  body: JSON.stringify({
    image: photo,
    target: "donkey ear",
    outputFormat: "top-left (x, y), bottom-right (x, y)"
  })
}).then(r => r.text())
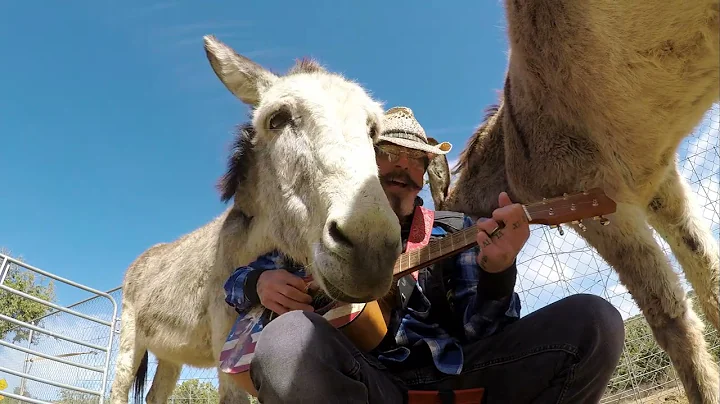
top-left (426, 137), bottom-right (451, 210)
top-left (204, 35), bottom-right (278, 106)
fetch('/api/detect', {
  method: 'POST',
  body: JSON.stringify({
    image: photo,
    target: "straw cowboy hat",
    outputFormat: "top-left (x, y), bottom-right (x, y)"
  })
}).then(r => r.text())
top-left (378, 106), bottom-right (452, 158)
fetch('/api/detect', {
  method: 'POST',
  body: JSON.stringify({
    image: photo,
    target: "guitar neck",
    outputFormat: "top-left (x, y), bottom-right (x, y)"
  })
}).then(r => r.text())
top-left (391, 222), bottom-right (483, 280)
top-left (390, 188), bottom-right (616, 280)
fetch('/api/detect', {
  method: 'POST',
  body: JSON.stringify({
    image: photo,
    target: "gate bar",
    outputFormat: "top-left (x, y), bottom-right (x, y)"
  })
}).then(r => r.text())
top-left (0, 389), bottom-right (54, 404)
top-left (0, 365), bottom-right (102, 396)
top-left (0, 313), bottom-right (107, 352)
top-left (0, 284), bottom-right (112, 326)
top-left (0, 339), bottom-right (103, 373)
top-left (0, 256), bottom-right (8, 285)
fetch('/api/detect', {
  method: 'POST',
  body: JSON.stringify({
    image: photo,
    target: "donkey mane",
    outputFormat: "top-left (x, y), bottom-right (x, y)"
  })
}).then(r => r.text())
top-left (453, 103), bottom-right (501, 174)
top-left (288, 58), bottom-right (327, 75)
top-left (218, 122), bottom-right (256, 203)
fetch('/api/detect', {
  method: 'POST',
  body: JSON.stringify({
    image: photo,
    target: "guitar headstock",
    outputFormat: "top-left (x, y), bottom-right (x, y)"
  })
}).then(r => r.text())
top-left (524, 188), bottom-right (617, 230)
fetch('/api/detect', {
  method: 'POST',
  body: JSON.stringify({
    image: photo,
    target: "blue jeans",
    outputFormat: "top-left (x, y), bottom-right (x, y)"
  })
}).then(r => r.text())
top-left (249, 293), bottom-right (625, 403)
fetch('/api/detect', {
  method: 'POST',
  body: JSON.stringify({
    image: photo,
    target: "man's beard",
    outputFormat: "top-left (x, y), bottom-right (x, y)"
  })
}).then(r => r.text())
top-left (380, 170), bottom-right (422, 220)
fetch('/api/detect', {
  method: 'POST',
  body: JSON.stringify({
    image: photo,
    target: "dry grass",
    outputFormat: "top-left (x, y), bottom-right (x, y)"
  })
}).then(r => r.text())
top-left (637, 390), bottom-right (689, 404)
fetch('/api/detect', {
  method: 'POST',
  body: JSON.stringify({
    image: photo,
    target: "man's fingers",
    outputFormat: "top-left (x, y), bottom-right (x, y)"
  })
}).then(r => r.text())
top-left (280, 284), bottom-right (313, 304)
top-left (476, 227), bottom-right (493, 248)
top-left (275, 293), bottom-right (314, 313)
top-left (266, 301), bottom-right (288, 316)
top-left (498, 191), bottom-right (513, 208)
top-left (476, 218), bottom-right (500, 235)
top-left (492, 203), bottom-right (525, 225)
top-left (282, 272), bottom-right (309, 292)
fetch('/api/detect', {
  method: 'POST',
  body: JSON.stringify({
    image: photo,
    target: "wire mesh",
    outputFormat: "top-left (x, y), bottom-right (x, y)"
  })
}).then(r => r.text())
top-left (0, 256), bottom-right (117, 404)
top-left (1, 103), bottom-right (717, 404)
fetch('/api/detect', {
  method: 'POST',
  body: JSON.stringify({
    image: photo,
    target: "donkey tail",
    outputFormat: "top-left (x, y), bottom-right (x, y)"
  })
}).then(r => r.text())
top-left (131, 351), bottom-right (148, 404)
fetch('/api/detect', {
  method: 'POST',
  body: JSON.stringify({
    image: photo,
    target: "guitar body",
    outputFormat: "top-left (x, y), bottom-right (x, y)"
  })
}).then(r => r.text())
top-left (336, 299), bottom-right (388, 351)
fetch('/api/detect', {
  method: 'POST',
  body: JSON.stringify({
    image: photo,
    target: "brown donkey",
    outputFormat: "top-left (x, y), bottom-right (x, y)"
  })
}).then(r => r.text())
top-left (428, 1), bottom-right (719, 403)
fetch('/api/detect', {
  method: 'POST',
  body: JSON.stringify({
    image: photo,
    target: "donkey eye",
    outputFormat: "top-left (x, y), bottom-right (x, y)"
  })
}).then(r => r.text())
top-left (268, 109), bottom-right (293, 130)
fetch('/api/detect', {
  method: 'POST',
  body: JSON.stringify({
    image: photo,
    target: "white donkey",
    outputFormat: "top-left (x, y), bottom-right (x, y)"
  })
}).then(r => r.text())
top-left (109, 35), bottom-right (403, 404)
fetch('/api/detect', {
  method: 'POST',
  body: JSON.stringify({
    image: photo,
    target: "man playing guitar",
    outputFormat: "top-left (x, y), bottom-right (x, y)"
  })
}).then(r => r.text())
top-left (220, 106), bottom-right (625, 403)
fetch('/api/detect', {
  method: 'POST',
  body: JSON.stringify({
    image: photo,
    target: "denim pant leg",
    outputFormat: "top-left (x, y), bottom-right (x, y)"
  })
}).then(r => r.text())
top-left (250, 310), bottom-right (405, 404)
top-left (396, 294), bottom-right (626, 404)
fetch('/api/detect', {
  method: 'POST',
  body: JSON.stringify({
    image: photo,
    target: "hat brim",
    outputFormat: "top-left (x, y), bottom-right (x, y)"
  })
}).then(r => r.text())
top-left (377, 135), bottom-right (452, 158)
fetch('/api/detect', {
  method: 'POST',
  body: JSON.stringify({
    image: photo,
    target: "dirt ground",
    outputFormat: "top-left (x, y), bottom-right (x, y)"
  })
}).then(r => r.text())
top-left (635, 389), bottom-right (689, 404)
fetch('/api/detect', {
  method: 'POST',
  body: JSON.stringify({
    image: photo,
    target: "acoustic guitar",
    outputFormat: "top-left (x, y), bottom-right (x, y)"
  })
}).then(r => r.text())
top-left (227, 188), bottom-right (617, 396)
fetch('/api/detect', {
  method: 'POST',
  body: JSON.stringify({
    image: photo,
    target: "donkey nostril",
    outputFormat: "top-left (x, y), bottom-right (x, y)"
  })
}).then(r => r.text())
top-left (328, 220), bottom-right (353, 248)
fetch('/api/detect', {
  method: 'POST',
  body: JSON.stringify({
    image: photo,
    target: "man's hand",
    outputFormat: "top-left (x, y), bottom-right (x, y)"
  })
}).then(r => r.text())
top-left (475, 192), bottom-right (531, 273)
top-left (256, 269), bottom-right (314, 315)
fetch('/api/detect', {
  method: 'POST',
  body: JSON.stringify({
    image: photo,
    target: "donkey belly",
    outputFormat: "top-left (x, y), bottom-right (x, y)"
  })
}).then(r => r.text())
top-left (134, 291), bottom-right (219, 368)
top-left (147, 341), bottom-right (216, 368)
top-left (507, 153), bottom-right (673, 209)
top-left (141, 320), bottom-right (217, 368)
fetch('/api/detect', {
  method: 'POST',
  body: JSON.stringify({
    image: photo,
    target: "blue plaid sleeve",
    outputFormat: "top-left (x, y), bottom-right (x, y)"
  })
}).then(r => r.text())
top-left (451, 215), bottom-right (522, 341)
top-left (223, 250), bottom-right (285, 313)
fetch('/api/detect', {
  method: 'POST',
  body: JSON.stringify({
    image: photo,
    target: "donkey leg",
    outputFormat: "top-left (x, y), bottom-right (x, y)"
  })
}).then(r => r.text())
top-left (569, 204), bottom-right (719, 404)
top-left (145, 359), bottom-right (181, 404)
top-left (646, 168), bottom-right (720, 331)
top-left (110, 307), bottom-right (145, 404)
top-left (210, 301), bottom-right (251, 404)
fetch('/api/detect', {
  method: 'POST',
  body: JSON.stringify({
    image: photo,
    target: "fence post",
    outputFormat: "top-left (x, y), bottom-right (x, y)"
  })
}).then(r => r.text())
top-left (19, 325), bottom-right (35, 397)
top-left (0, 255), bottom-right (9, 286)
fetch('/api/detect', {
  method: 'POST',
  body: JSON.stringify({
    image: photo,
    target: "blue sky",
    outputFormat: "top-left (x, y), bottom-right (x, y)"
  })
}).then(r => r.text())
top-left (1, 1), bottom-right (510, 306)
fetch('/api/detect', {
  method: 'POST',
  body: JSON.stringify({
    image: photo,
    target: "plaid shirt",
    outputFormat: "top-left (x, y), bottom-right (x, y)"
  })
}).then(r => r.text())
top-left (222, 208), bottom-right (522, 376)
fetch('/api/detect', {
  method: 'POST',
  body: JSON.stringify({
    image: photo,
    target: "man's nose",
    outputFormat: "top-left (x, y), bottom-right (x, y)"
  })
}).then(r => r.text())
top-left (394, 154), bottom-right (410, 169)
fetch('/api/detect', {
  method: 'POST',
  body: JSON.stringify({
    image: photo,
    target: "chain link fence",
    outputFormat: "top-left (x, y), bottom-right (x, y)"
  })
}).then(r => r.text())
top-left (1, 104), bottom-right (717, 404)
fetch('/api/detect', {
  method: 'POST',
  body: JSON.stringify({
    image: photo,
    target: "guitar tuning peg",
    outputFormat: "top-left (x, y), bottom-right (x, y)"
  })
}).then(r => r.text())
top-left (577, 221), bottom-right (587, 232)
top-left (550, 224), bottom-right (565, 236)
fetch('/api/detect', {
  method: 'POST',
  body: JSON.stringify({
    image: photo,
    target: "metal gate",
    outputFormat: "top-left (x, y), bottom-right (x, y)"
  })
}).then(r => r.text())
top-left (0, 252), bottom-right (118, 404)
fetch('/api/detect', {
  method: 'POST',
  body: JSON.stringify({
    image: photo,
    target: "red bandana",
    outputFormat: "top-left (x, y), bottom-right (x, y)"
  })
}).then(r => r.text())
top-left (404, 205), bottom-right (435, 280)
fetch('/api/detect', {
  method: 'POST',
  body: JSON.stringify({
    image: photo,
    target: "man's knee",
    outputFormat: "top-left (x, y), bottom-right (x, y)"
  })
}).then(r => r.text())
top-left (254, 310), bottom-right (329, 358)
top-left (250, 310), bottom-right (350, 395)
top-left (562, 294), bottom-right (625, 355)
top-left (251, 310), bottom-right (340, 373)
top-left (570, 293), bottom-right (623, 330)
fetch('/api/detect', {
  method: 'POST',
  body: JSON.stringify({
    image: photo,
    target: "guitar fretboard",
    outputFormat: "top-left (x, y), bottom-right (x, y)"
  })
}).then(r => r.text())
top-left (389, 193), bottom-right (610, 279)
top-left (391, 220), bottom-right (482, 277)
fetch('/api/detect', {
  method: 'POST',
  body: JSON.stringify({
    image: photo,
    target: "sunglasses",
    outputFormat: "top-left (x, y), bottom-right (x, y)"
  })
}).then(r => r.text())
top-left (375, 144), bottom-right (430, 170)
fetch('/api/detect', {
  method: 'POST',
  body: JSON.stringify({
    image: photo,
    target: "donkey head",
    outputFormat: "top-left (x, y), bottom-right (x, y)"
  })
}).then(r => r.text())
top-left (204, 35), bottom-right (402, 303)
